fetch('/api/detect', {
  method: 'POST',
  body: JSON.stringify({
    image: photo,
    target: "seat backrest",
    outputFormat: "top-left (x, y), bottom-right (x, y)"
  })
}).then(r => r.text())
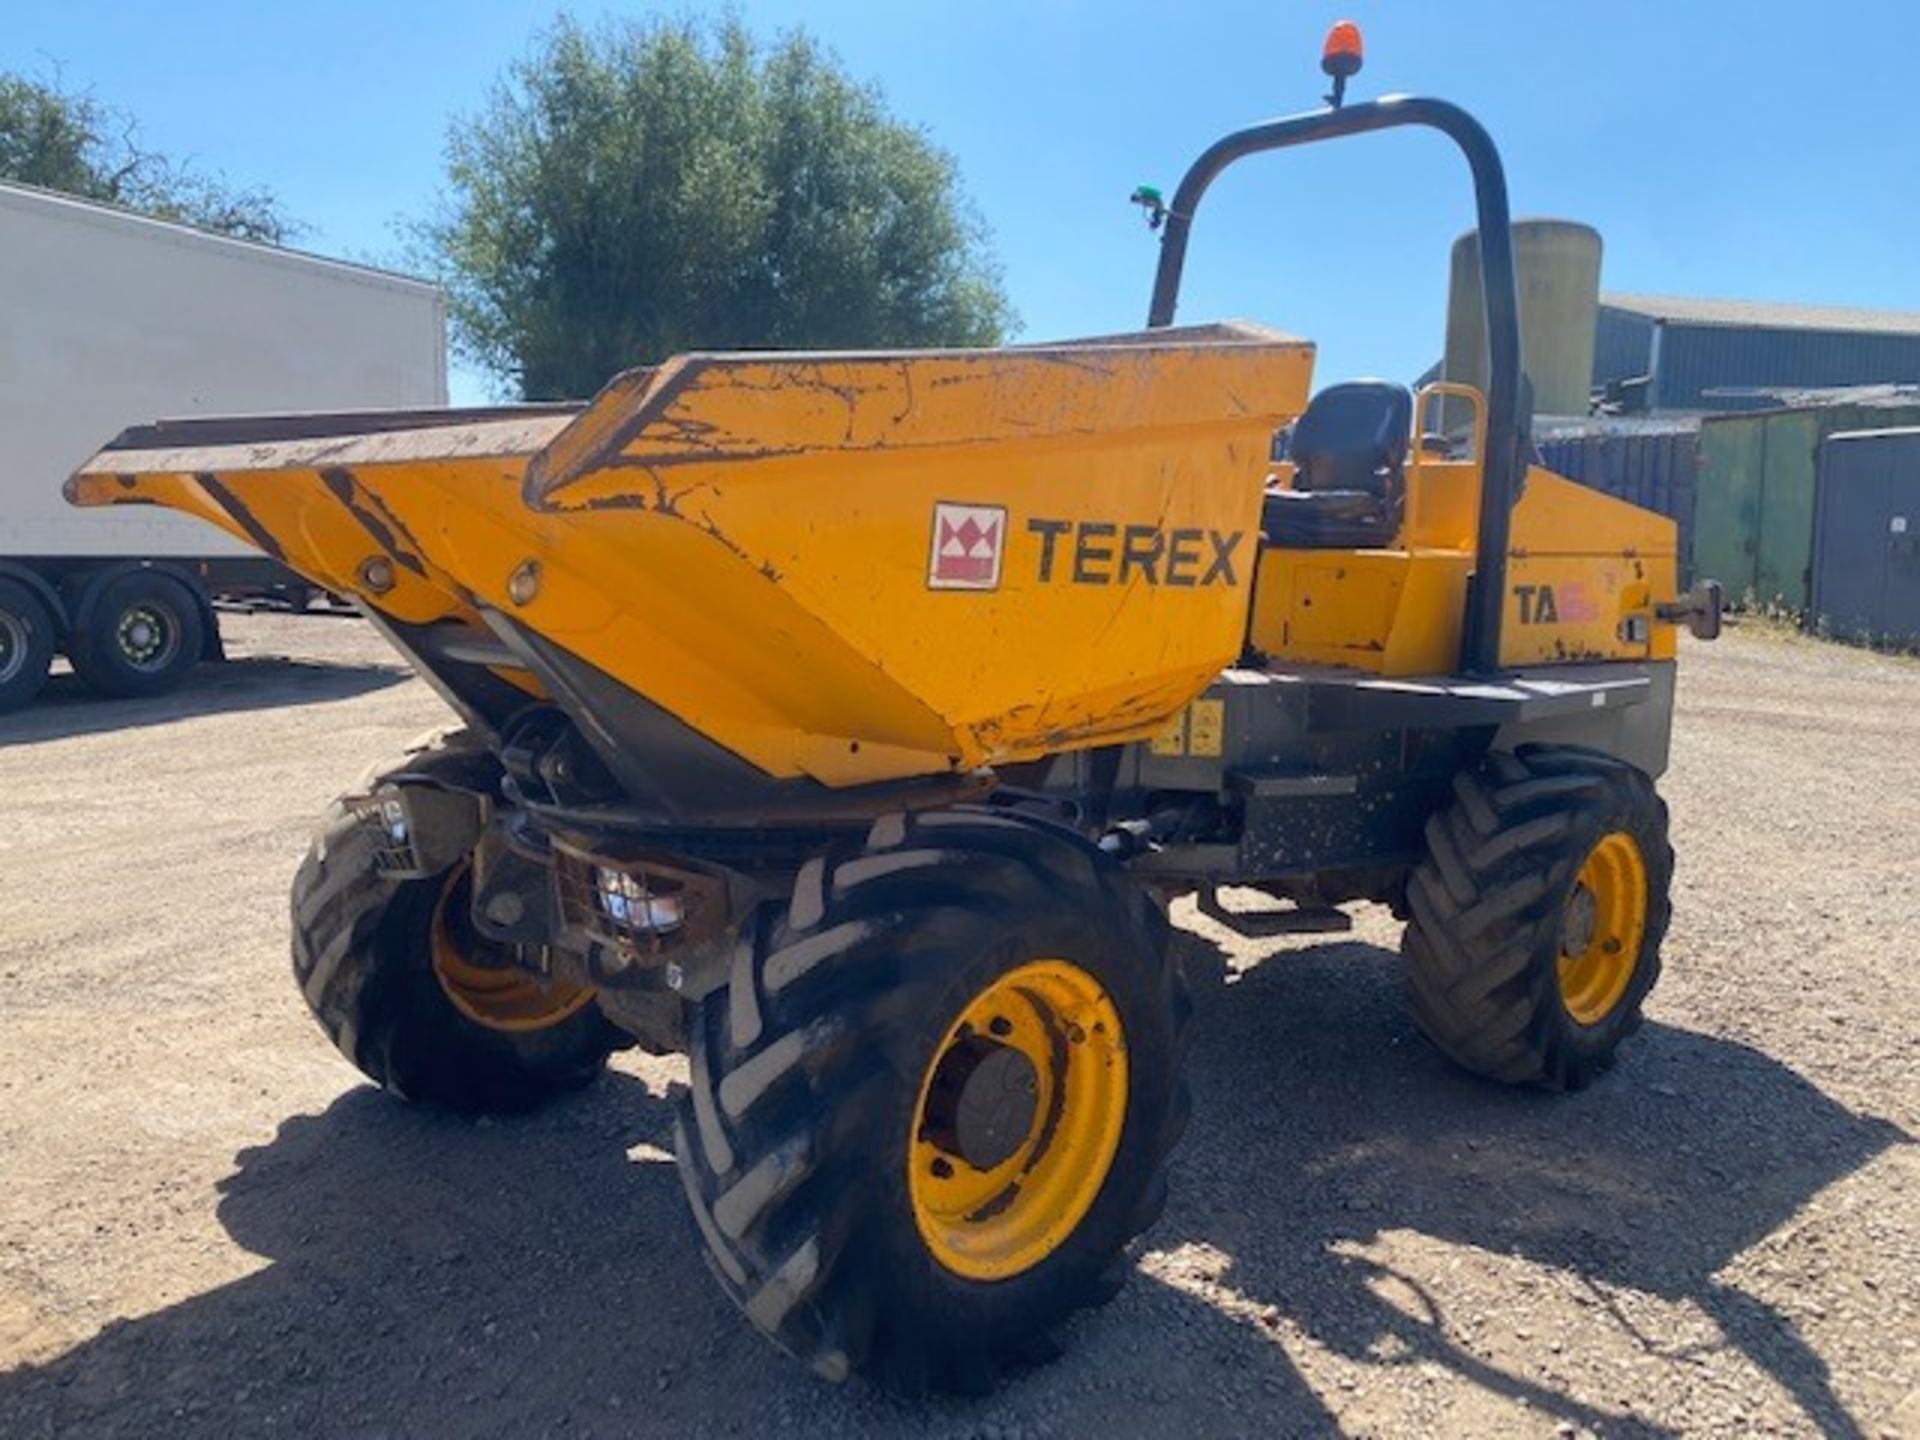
top-left (1286, 381), bottom-right (1413, 494)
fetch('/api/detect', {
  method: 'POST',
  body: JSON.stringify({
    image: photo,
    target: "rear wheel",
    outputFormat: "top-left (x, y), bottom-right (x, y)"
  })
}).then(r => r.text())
top-left (1401, 745), bottom-right (1672, 1089)
top-left (0, 578), bottom-right (56, 713)
top-left (69, 569), bottom-right (205, 699)
top-left (676, 809), bottom-right (1190, 1394)
top-left (290, 733), bottom-right (622, 1113)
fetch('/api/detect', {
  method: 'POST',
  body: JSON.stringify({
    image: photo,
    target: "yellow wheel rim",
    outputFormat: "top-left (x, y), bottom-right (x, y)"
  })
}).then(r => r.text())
top-left (908, 958), bottom-right (1128, 1281)
top-left (1557, 830), bottom-right (1648, 1026)
top-left (430, 867), bottom-right (596, 1033)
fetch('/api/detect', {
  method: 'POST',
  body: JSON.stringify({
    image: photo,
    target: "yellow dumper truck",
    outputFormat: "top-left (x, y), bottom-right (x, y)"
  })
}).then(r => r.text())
top-left (70, 32), bottom-right (1718, 1394)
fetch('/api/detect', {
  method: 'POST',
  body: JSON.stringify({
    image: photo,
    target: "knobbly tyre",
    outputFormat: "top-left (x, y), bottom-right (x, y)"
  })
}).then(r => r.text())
top-left (70, 26), bottom-right (1721, 1395)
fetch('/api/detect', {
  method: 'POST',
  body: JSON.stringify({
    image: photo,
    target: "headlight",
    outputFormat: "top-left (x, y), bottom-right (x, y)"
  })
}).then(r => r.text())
top-left (595, 866), bottom-right (685, 935)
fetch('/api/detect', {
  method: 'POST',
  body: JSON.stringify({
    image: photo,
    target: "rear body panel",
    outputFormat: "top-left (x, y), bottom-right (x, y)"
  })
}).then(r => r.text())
top-left (1248, 466), bottom-right (1680, 673)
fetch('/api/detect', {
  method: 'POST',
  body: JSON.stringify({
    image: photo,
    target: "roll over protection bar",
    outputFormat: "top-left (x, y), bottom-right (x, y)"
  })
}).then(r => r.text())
top-left (1145, 94), bottom-right (1527, 675)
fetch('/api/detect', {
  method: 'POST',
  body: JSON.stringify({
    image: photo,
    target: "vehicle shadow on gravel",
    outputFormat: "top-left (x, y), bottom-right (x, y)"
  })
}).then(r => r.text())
top-left (0, 937), bottom-right (1905, 1440)
top-left (1163, 931), bottom-right (1911, 1439)
top-left (7, 1067), bottom-right (1319, 1440)
top-left (0, 657), bottom-right (408, 746)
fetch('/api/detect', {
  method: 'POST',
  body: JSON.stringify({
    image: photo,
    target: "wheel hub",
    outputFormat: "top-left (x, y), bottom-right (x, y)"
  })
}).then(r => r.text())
top-left (116, 604), bottom-right (175, 669)
top-left (1556, 830), bottom-right (1649, 1026)
top-left (908, 959), bottom-right (1129, 1281)
top-left (923, 1037), bottom-right (1040, 1173)
top-left (1560, 884), bottom-right (1598, 957)
top-left (431, 865), bottom-right (597, 1033)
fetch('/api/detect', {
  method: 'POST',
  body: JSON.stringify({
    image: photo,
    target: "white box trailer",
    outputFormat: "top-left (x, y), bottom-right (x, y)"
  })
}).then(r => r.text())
top-left (0, 180), bottom-right (446, 710)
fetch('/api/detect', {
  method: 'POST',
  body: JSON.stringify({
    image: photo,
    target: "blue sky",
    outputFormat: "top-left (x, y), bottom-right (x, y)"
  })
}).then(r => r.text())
top-left (8, 2), bottom-right (1917, 404)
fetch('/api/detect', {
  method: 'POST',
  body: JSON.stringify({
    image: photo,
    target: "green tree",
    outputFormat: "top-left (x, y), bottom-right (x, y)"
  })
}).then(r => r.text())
top-left (0, 71), bottom-right (296, 244)
top-left (423, 16), bottom-right (1014, 400)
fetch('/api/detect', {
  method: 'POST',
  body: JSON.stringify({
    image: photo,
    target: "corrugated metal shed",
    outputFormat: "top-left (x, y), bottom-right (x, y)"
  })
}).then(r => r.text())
top-left (1536, 417), bottom-right (1700, 571)
top-left (1811, 428), bottom-right (1920, 646)
top-left (1604, 294), bottom-right (1920, 335)
top-left (1695, 397), bottom-right (1920, 612)
top-left (1592, 293), bottom-right (1920, 413)
top-left (1592, 308), bottom-right (1656, 394)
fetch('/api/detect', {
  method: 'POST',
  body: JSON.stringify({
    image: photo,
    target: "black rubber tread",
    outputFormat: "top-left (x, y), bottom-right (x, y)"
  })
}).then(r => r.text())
top-left (289, 730), bottom-right (624, 1114)
top-left (0, 577), bottom-right (56, 713)
top-left (68, 569), bottom-right (205, 699)
top-left (1401, 744), bottom-right (1673, 1090)
top-left (676, 807), bottom-right (1191, 1395)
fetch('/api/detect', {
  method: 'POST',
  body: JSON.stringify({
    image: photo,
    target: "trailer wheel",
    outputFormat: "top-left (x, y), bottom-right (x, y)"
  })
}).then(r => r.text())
top-left (290, 735), bottom-right (623, 1113)
top-left (0, 577), bottom-right (56, 713)
top-left (1402, 745), bottom-right (1672, 1090)
top-left (69, 569), bottom-right (205, 699)
top-left (676, 809), bottom-right (1190, 1394)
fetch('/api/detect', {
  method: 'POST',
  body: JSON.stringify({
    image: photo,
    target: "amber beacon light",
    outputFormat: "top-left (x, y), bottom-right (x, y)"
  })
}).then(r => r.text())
top-left (1321, 20), bottom-right (1364, 107)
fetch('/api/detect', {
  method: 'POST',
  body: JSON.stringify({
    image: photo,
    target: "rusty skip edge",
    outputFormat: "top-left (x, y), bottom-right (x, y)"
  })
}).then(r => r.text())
top-left (69, 324), bottom-right (1309, 509)
top-left (519, 324), bottom-right (1312, 509)
top-left (67, 405), bottom-right (584, 503)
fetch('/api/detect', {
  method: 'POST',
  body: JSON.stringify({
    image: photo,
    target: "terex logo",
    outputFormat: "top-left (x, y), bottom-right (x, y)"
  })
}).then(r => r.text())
top-left (927, 503), bottom-right (1006, 590)
top-left (1027, 519), bottom-right (1245, 587)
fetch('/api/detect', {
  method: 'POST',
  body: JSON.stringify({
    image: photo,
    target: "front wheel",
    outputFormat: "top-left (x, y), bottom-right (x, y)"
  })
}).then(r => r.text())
top-left (675, 809), bottom-right (1190, 1394)
top-left (1401, 746), bottom-right (1673, 1090)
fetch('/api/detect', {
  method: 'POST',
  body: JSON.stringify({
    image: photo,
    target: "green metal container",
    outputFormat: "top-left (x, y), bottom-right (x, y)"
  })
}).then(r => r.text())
top-left (1695, 400), bottom-right (1920, 612)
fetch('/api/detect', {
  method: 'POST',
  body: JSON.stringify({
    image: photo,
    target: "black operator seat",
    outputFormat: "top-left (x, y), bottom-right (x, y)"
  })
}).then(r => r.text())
top-left (1263, 380), bottom-right (1414, 549)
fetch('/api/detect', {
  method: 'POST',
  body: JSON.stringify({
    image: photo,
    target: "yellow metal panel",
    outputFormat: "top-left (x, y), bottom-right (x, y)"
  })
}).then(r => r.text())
top-left (1380, 554), bottom-right (1472, 672)
top-left (1252, 549), bottom-right (1472, 674)
top-left (1247, 546), bottom-right (1291, 660)
top-left (1402, 460), bottom-right (1480, 550)
top-left (1499, 470), bottom-right (1680, 666)
top-left (67, 466), bottom-right (476, 630)
top-left (1252, 463), bottom-right (1684, 676)
top-left (1509, 468), bottom-right (1679, 560)
top-left (1289, 559), bottom-right (1403, 652)
top-left (1499, 555), bottom-right (1676, 665)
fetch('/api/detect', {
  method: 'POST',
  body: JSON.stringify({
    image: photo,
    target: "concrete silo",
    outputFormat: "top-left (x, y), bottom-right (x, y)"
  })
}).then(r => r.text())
top-left (1445, 220), bottom-right (1603, 420)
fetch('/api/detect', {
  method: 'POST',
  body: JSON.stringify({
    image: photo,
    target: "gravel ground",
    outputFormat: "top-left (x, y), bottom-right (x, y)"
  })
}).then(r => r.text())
top-left (1, 613), bottom-right (1915, 1439)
